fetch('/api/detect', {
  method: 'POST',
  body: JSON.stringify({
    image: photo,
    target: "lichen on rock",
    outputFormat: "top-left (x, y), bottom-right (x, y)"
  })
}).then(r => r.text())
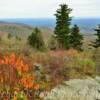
top-left (45, 77), bottom-right (100, 100)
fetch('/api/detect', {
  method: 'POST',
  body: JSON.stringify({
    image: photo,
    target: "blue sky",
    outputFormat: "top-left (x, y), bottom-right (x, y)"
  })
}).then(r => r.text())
top-left (0, 0), bottom-right (100, 18)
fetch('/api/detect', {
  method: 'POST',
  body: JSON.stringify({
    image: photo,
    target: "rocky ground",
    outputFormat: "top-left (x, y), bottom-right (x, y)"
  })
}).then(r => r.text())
top-left (45, 77), bottom-right (100, 100)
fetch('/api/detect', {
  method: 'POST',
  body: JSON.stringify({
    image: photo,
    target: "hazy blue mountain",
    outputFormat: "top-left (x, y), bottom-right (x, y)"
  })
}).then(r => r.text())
top-left (0, 18), bottom-right (100, 34)
top-left (72, 18), bottom-right (100, 34)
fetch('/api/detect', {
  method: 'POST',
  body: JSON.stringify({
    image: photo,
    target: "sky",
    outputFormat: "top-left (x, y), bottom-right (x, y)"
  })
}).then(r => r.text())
top-left (0, 0), bottom-right (100, 18)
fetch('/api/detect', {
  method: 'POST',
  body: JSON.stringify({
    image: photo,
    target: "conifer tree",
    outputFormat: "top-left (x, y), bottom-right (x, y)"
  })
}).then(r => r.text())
top-left (28, 27), bottom-right (45, 50)
top-left (54, 4), bottom-right (72, 49)
top-left (92, 25), bottom-right (100, 48)
top-left (70, 24), bottom-right (83, 50)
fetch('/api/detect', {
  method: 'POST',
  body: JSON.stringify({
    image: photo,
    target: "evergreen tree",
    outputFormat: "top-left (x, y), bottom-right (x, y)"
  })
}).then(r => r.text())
top-left (28, 27), bottom-right (45, 50)
top-left (54, 4), bottom-right (72, 49)
top-left (92, 25), bottom-right (100, 48)
top-left (70, 24), bottom-right (83, 50)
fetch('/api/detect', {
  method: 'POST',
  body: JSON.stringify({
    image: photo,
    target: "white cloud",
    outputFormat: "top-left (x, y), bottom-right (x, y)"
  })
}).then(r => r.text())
top-left (0, 0), bottom-right (99, 18)
top-left (67, 0), bottom-right (100, 18)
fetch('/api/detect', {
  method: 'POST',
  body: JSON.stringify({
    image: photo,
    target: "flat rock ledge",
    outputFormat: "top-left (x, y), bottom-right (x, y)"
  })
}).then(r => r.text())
top-left (44, 77), bottom-right (100, 100)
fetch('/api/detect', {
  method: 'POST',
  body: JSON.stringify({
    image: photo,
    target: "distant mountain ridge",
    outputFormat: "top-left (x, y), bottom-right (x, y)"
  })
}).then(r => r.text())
top-left (0, 21), bottom-right (33, 29)
top-left (0, 21), bottom-right (33, 37)
top-left (0, 21), bottom-right (53, 42)
top-left (0, 18), bottom-right (100, 34)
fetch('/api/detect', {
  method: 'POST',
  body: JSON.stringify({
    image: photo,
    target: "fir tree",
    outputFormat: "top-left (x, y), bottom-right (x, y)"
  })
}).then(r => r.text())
top-left (28, 27), bottom-right (45, 50)
top-left (54, 4), bottom-right (72, 49)
top-left (92, 25), bottom-right (100, 48)
top-left (70, 25), bottom-right (83, 51)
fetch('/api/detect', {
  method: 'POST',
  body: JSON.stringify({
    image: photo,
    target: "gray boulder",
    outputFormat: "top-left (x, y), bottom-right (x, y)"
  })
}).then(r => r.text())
top-left (45, 77), bottom-right (100, 100)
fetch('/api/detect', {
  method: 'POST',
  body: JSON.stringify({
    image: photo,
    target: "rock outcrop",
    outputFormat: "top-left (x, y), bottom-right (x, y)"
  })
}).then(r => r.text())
top-left (45, 77), bottom-right (100, 100)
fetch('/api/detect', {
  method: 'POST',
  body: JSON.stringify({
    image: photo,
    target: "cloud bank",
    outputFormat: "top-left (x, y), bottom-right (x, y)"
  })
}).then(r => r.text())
top-left (0, 0), bottom-right (99, 18)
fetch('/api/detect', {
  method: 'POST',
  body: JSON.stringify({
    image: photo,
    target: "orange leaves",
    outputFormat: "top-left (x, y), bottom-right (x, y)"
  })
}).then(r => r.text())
top-left (0, 77), bottom-right (3, 83)
top-left (21, 74), bottom-right (40, 90)
top-left (21, 75), bottom-right (35, 89)
top-left (34, 83), bottom-right (40, 90)
top-left (15, 58), bottom-right (29, 73)
top-left (0, 53), bottom-right (29, 73)
top-left (3, 56), bottom-right (9, 64)
top-left (0, 53), bottom-right (40, 90)
top-left (0, 53), bottom-right (16, 65)
top-left (0, 52), bottom-right (44, 99)
top-left (13, 96), bottom-right (17, 100)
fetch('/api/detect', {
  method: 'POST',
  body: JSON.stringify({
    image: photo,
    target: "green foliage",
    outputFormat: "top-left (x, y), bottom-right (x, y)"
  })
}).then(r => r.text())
top-left (92, 48), bottom-right (100, 75)
top-left (54, 4), bottom-right (72, 49)
top-left (15, 92), bottom-right (27, 100)
top-left (92, 25), bottom-right (100, 48)
top-left (7, 33), bottom-right (12, 39)
top-left (16, 35), bottom-right (21, 41)
top-left (34, 63), bottom-right (50, 82)
top-left (70, 24), bottom-right (83, 51)
top-left (48, 35), bottom-right (57, 50)
top-left (28, 27), bottom-right (45, 51)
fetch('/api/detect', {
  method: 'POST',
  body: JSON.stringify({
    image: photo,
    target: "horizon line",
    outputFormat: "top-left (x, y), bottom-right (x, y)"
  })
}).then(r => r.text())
top-left (0, 17), bottom-right (100, 19)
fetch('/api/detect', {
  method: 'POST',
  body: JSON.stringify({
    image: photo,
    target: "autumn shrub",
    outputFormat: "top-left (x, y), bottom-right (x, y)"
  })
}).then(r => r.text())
top-left (92, 47), bottom-right (100, 75)
top-left (0, 49), bottom-right (95, 99)
top-left (31, 49), bottom-right (96, 87)
top-left (0, 53), bottom-right (46, 100)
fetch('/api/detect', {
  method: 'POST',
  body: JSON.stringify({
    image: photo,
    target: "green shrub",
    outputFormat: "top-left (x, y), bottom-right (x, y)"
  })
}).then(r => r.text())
top-left (28, 27), bottom-right (45, 51)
